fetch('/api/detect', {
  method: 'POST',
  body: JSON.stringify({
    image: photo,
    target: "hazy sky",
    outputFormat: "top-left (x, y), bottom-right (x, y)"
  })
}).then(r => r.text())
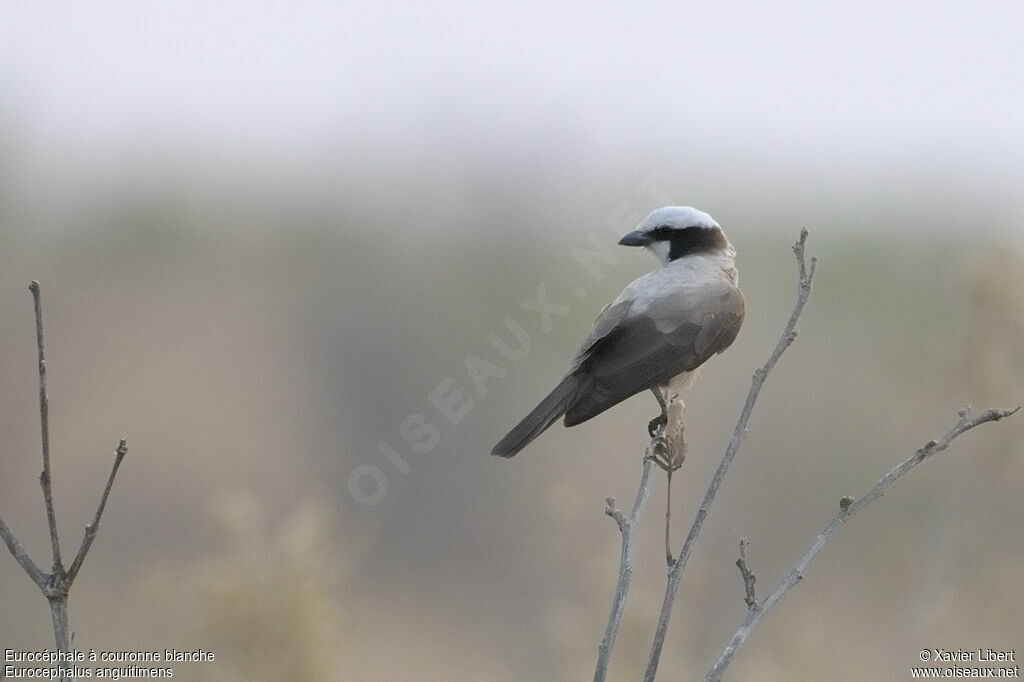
top-left (2, 1), bottom-right (1023, 241)
top-left (4, 2), bottom-right (1021, 154)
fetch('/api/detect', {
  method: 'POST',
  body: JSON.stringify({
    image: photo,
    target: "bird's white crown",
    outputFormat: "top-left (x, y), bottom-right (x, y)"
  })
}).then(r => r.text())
top-left (636, 206), bottom-right (719, 233)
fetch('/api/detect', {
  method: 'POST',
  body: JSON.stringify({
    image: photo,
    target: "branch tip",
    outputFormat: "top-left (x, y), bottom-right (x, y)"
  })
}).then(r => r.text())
top-left (595, 455), bottom-right (654, 681)
top-left (5, 281), bottom-right (131, 654)
top-left (735, 539), bottom-right (758, 610)
top-left (642, 229), bottom-right (819, 682)
top-left (705, 404), bottom-right (1020, 681)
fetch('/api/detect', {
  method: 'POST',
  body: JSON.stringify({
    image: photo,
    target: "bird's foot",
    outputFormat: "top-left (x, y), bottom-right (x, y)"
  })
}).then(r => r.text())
top-left (648, 413), bottom-right (668, 438)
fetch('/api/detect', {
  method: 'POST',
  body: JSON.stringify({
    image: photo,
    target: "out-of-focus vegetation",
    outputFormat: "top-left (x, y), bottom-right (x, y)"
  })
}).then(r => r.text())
top-left (3, 2), bottom-right (1023, 676)
top-left (0, 143), bottom-right (1020, 680)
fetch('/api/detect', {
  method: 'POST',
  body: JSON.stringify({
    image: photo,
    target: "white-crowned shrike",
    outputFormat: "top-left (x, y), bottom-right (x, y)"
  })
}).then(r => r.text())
top-left (492, 206), bottom-right (744, 457)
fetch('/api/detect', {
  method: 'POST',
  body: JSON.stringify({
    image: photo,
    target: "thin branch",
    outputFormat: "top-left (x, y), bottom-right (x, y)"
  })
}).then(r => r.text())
top-left (596, 392), bottom-right (688, 680)
top-left (665, 471), bottom-right (673, 565)
top-left (30, 280), bottom-right (64, 573)
top-left (594, 455), bottom-right (654, 682)
top-left (660, 401), bottom-right (686, 565)
top-left (643, 229), bottom-right (817, 682)
top-left (0, 514), bottom-right (48, 588)
top-left (705, 405), bottom-right (1021, 682)
top-left (67, 439), bottom-right (128, 582)
top-left (734, 538), bottom-right (757, 611)
top-left (48, 598), bottom-right (70, 651)
top-left (1, 282), bottom-right (131, 664)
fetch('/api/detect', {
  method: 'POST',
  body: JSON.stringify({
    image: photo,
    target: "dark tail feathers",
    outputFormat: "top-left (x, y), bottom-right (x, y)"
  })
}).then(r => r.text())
top-left (491, 375), bottom-right (577, 457)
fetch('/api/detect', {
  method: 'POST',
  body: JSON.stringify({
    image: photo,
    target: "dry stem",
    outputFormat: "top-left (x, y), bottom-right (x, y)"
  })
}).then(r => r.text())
top-left (704, 405), bottom-right (1021, 681)
top-left (642, 229), bottom-right (817, 682)
top-left (0, 282), bottom-right (130, 664)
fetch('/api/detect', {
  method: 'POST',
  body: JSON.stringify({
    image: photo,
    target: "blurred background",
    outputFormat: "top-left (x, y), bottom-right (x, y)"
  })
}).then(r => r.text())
top-left (1, 2), bottom-right (1022, 680)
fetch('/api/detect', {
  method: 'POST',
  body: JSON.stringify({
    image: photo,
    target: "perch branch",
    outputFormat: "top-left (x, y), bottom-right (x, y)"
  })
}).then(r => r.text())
top-left (660, 400), bottom-right (686, 565)
top-left (595, 391), bottom-right (689, 680)
top-left (704, 405), bottom-right (1021, 682)
top-left (643, 229), bottom-right (817, 682)
top-left (665, 471), bottom-right (673, 565)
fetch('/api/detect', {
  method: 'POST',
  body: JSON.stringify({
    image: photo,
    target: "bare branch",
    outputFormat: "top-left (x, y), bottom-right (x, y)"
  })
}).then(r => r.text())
top-left (664, 471), bottom-right (673, 566)
top-left (0, 513), bottom-right (48, 588)
top-left (30, 281), bottom-right (64, 573)
top-left (735, 538), bottom-right (757, 611)
top-left (594, 454), bottom-right (654, 682)
top-left (1, 283), bottom-right (131, 664)
top-left (643, 229), bottom-right (817, 682)
top-left (596, 392), bottom-right (689, 680)
top-left (660, 402), bottom-right (686, 565)
top-left (704, 405), bottom-right (1020, 682)
top-left (48, 597), bottom-right (71, 651)
top-left (67, 439), bottom-right (128, 582)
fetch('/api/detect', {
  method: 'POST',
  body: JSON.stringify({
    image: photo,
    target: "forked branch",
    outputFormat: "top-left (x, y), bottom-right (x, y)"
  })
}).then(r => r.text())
top-left (642, 229), bottom-right (817, 681)
top-left (0, 282), bottom-right (129, 660)
top-left (594, 456), bottom-right (654, 682)
top-left (705, 405), bottom-right (1020, 681)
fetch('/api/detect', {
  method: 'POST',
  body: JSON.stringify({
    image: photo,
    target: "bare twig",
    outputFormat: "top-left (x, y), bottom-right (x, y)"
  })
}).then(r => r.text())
top-left (705, 405), bottom-right (1021, 682)
top-left (30, 281), bottom-right (64, 573)
top-left (67, 439), bottom-right (128, 583)
top-left (0, 282), bottom-right (130, 664)
top-left (661, 401), bottom-right (685, 565)
top-left (596, 392), bottom-right (689, 680)
top-left (643, 229), bottom-right (817, 682)
top-left (665, 471), bottom-right (673, 565)
top-left (735, 538), bottom-right (757, 611)
top-left (594, 455), bottom-right (654, 682)
top-left (0, 514), bottom-right (48, 588)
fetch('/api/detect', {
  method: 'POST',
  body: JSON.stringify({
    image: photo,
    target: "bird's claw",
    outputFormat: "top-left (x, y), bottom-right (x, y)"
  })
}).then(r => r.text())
top-left (648, 413), bottom-right (668, 438)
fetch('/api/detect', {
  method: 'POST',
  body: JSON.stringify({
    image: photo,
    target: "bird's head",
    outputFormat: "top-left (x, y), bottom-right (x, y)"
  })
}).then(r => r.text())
top-left (619, 206), bottom-right (731, 265)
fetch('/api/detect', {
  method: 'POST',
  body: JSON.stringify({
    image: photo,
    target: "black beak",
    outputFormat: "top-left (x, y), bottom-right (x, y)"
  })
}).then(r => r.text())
top-left (618, 230), bottom-right (651, 247)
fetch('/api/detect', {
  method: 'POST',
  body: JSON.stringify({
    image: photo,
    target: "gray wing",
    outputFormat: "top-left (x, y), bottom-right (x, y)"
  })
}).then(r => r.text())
top-left (564, 282), bottom-right (744, 426)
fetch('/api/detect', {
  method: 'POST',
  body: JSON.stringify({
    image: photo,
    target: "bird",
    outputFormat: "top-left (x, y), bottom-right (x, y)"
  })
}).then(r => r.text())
top-left (492, 206), bottom-right (744, 457)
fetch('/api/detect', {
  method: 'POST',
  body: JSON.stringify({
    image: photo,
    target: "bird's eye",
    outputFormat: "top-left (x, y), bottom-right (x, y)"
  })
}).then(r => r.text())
top-left (652, 225), bottom-right (674, 238)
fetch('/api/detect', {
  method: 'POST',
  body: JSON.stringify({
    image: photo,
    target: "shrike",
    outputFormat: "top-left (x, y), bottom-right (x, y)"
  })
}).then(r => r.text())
top-left (492, 206), bottom-right (744, 457)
